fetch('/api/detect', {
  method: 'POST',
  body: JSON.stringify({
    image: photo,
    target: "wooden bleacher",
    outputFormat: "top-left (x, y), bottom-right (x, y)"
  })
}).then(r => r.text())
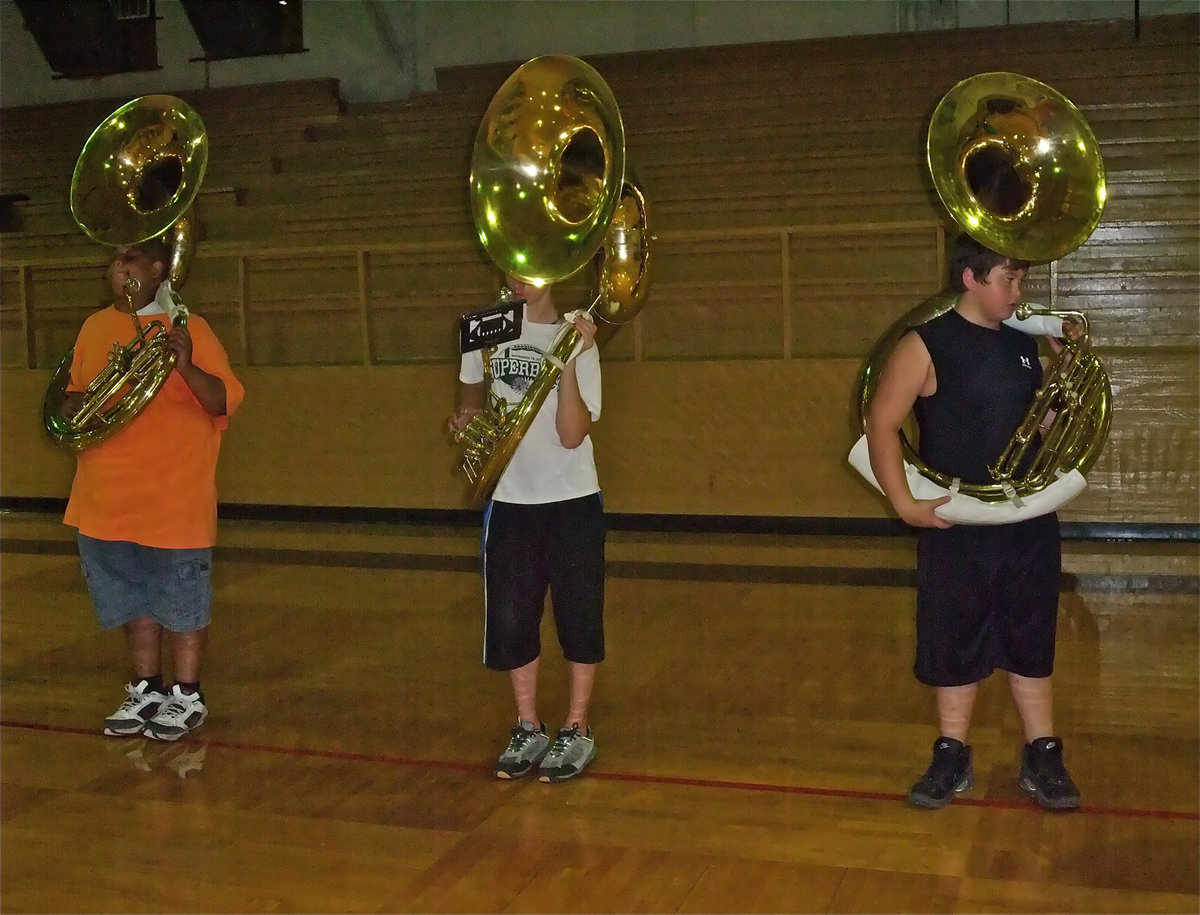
top-left (0, 78), bottom-right (343, 258)
top-left (4, 20), bottom-right (1194, 259)
top-left (1, 14), bottom-right (1196, 521)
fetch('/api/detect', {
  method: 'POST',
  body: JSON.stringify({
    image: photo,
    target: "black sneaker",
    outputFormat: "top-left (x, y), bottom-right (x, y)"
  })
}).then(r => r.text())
top-left (908, 737), bottom-right (974, 808)
top-left (1019, 736), bottom-right (1081, 810)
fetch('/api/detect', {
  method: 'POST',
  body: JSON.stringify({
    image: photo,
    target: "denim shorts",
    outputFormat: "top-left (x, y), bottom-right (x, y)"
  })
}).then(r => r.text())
top-left (77, 534), bottom-right (213, 632)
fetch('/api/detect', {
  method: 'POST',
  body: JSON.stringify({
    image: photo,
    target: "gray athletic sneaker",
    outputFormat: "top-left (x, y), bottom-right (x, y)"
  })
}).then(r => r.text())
top-left (538, 724), bottom-right (596, 783)
top-left (494, 720), bottom-right (550, 779)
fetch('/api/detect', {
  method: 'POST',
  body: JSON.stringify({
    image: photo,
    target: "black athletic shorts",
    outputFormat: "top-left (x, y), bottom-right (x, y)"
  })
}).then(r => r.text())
top-left (914, 512), bottom-right (1061, 686)
top-left (481, 492), bottom-right (605, 671)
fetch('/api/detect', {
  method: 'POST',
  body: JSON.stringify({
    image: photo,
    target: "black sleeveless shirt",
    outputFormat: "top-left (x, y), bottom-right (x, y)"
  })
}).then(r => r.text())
top-left (912, 309), bottom-right (1043, 485)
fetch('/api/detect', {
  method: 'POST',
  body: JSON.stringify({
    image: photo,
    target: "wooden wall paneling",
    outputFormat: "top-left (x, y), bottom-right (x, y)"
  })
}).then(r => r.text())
top-left (596, 358), bottom-right (882, 517)
top-left (0, 80), bottom-right (348, 262)
top-left (266, 207), bottom-right (473, 248)
top-left (640, 233), bottom-right (786, 361)
top-left (182, 253), bottom-right (246, 365)
top-left (260, 173), bottom-right (469, 219)
top-left (213, 365), bottom-right (465, 508)
top-left (650, 186), bottom-right (936, 234)
top-left (630, 285), bottom-right (647, 365)
top-left (595, 316), bottom-right (638, 364)
top-left (1075, 222), bottom-right (1200, 275)
top-left (366, 246), bottom-right (491, 364)
top-left (1081, 351), bottom-right (1200, 522)
top-left (302, 114), bottom-right (479, 161)
top-left (1089, 102), bottom-right (1200, 152)
top-left (202, 205), bottom-right (281, 249)
top-left (0, 266), bottom-right (28, 369)
top-left (786, 224), bottom-right (942, 359)
top-left (244, 251), bottom-right (364, 365)
top-left (0, 16), bottom-right (1196, 522)
top-left (237, 254), bottom-right (250, 367)
top-left (26, 263), bottom-right (110, 369)
top-left (244, 302), bottom-right (366, 368)
top-left (781, 231), bottom-right (792, 361)
top-left (18, 265), bottom-right (33, 371)
top-left (1102, 177), bottom-right (1200, 224)
top-left (1063, 274), bottom-right (1200, 348)
top-left (358, 249), bottom-right (372, 366)
top-left (0, 207), bottom-right (91, 262)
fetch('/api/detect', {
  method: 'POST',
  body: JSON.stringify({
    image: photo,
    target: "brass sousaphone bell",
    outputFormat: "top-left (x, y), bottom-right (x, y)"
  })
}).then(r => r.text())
top-left (43, 94), bottom-right (208, 452)
top-left (851, 73), bottom-right (1112, 521)
top-left (455, 55), bottom-right (652, 501)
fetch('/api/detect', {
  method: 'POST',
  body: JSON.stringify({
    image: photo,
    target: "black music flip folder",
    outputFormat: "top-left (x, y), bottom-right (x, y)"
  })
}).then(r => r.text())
top-left (459, 298), bottom-right (525, 353)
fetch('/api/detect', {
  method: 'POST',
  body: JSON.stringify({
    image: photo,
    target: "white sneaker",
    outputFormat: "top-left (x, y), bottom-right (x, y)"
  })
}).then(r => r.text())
top-left (144, 685), bottom-right (208, 742)
top-left (103, 680), bottom-right (168, 737)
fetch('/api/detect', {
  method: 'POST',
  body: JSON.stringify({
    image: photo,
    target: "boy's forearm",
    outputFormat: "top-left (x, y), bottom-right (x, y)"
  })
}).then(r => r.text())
top-left (866, 426), bottom-right (917, 515)
top-left (555, 364), bottom-right (592, 448)
top-left (457, 382), bottom-right (485, 412)
top-left (177, 363), bottom-right (227, 416)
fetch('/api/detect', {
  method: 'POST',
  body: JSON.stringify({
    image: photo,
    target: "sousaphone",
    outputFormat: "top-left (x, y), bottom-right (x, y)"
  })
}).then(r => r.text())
top-left (454, 55), bottom-right (652, 502)
top-left (43, 94), bottom-right (208, 452)
top-left (850, 72), bottom-right (1112, 522)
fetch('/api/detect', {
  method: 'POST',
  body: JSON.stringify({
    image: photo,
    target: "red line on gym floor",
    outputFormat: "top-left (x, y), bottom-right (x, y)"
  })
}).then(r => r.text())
top-left (3, 719), bottom-right (1195, 822)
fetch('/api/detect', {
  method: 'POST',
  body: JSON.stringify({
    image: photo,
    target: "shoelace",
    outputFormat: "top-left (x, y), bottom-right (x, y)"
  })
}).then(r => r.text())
top-left (506, 727), bottom-right (539, 752)
top-left (1030, 743), bottom-right (1072, 784)
top-left (155, 698), bottom-right (191, 722)
top-left (1037, 755), bottom-right (1072, 786)
top-left (923, 747), bottom-right (964, 784)
top-left (549, 726), bottom-right (582, 755)
top-left (118, 689), bottom-right (152, 713)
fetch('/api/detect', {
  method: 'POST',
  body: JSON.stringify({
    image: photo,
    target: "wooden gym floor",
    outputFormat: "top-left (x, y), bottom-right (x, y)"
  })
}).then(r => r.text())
top-left (1, 512), bottom-right (1196, 914)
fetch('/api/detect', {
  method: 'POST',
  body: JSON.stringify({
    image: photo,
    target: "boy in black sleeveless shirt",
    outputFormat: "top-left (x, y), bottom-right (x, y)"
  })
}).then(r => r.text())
top-left (865, 234), bottom-right (1081, 810)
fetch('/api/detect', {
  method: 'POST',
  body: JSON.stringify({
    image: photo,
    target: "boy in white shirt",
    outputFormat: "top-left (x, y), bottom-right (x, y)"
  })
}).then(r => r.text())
top-left (449, 275), bottom-right (604, 782)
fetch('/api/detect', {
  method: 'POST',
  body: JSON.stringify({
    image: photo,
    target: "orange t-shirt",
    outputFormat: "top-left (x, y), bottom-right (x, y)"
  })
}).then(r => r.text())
top-left (63, 305), bottom-right (245, 549)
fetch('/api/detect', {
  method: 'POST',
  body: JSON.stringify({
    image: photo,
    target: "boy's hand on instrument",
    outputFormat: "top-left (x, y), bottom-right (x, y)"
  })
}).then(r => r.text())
top-left (899, 496), bottom-right (955, 529)
top-left (1061, 318), bottom-right (1085, 343)
top-left (166, 324), bottom-right (194, 370)
top-left (448, 407), bottom-right (480, 436)
top-left (567, 311), bottom-right (597, 353)
top-left (62, 391), bottom-right (84, 420)
top-left (1048, 318), bottom-right (1086, 354)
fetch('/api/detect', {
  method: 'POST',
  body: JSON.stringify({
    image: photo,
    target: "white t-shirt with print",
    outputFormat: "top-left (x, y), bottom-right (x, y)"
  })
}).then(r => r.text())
top-left (459, 319), bottom-right (602, 504)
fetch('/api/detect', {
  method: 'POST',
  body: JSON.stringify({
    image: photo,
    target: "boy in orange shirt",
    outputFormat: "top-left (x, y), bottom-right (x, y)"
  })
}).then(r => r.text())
top-left (63, 238), bottom-right (244, 741)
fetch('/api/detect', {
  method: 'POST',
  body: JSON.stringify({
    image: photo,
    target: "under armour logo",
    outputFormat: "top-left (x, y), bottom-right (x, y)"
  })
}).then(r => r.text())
top-left (1019, 355), bottom-right (1033, 369)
